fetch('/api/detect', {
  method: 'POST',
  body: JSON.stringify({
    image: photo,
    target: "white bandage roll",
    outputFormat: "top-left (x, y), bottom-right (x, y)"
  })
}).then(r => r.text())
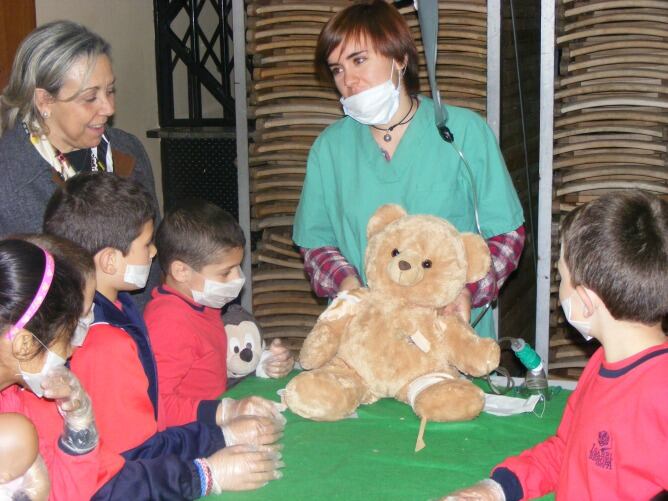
top-left (407, 372), bottom-right (456, 409)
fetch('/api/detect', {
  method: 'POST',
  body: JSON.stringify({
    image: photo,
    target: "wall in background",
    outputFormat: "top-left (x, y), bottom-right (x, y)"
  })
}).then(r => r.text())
top-left (0, 0), bottom-right (36, 90)
top-left (36, 0), bottom-right (163, 211)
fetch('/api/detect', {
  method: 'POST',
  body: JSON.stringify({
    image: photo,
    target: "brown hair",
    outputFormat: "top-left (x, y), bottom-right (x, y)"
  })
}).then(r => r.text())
top-left (155, 198), bottom-right (245, 273)
top-left (561, 190), bottom-right (668, 325)
top-left (43, 172), bottom-right (156, 256)
top-left (315, 0), bottom-right (419, 95)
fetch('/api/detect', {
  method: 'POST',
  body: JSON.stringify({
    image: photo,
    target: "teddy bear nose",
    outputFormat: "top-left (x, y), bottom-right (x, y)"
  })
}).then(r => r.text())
top-left (240, 347), bottom-right (253, 362)
top-left (398, 260), bottom-right (411, 271)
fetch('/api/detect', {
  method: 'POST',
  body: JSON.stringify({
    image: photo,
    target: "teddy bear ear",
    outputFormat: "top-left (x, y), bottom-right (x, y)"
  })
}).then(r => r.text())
top-left (366, 204), bottom-right (407, 239)
top-left (461, 233), bottom-right (491, 283)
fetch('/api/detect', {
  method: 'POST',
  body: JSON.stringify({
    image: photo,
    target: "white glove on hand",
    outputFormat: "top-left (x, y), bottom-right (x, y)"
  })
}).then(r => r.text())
top-left (0, 454), bottom-right (50, 501)
top-left (442, 479), bottom-right (506, 501)
top-left (257, 339), bottom-right (294, 379)
top-left (219, 396), bottom-right (286, 426)
top-left (41, 366), bottom-right (98, 454)
top-left (203, 444), bottom-right (284, 492)
top-left (221, 415), bottom-right (284, 446)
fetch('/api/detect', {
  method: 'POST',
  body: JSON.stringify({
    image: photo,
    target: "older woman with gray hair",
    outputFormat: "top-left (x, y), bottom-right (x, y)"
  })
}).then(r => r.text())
top-left (0, 20), bottom-right (160, 308)
top-left (0, 20), bottom-right (158, 237)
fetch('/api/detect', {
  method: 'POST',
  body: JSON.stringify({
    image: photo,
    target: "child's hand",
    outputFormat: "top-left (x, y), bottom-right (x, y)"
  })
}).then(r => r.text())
top-left (441, 479), bottom-right (506, 501)
top-left (262, 339), bottom-right (294, 379)
top-left (41, 366), bottom-right (99, 454)
top-left (219, 396), bottom-right (285, 425)
top-left (221, 415), bottom-right (284, 446)
top-left (203, 444), bottom-right (284, 492)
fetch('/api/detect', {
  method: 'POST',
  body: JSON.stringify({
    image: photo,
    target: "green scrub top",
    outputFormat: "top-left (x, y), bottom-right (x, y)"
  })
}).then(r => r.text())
top-left (293, 96), bottom-right (524, 338)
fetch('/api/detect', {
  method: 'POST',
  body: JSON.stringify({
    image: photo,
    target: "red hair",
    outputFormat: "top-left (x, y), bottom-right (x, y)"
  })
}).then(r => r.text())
top-left (315, 0), bottom-right (419, 95)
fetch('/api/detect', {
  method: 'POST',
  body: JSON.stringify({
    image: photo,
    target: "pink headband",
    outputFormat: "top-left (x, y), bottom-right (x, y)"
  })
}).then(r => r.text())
top-left (6, 249), bottom-right (55, 340)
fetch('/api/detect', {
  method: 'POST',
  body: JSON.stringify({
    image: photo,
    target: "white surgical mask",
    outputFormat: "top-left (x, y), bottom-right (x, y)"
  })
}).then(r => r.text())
top-left (561, 295), bottom-right (593, 341)
top-left (19, 344), bottom-right (67, 398)
top-left (72, 304), bottom-right (95, 347)
top-left (124, 262), bottom-right (151, 288)
top-left (340, 62), bottom-right (400, 125)
top-left (483, 393), bottom-right (543, 417)
top-left (192, 269), bottom-right (246, 309)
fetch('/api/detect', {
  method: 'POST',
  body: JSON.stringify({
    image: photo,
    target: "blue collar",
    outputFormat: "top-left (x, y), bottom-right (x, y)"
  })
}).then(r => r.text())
top-left (599, 347), bottom-right (668, 378)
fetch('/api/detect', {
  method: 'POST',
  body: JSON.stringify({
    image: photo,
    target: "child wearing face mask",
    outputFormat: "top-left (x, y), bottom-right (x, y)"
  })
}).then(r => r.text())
top-left (144, 199), bottom-right (294, 429)
top-left (0, 238), bottom-right (101, 500)
top-left (43, 174), bottom-right (285, 498)
top-left (43, 172), bottom-right (163, 454)
top-left (443, 190), bottom-right (668, 501)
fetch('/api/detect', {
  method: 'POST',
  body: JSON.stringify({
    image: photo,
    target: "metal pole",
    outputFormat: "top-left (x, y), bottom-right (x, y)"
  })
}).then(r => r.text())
top-left (232, 0), bottom-right (252, 312)
top-left (487, 0), bottom-right (501, 338)
top-left (536, 0), bottom-right (556, 373)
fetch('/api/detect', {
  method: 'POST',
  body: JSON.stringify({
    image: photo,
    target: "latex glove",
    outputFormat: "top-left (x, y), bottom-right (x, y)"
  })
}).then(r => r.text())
top-left (258, 339), bottom-right (294, 379)
top-left (221, 415), bottom-right (284, 446)
top-left (0, 455), bottom-right (50, 501)
top-left (203, 444), bottom-right (284, 492)
top-left (219, 396), bottom-right (286, 426)
top-left (41, 366), bottom-right (98, 454)
top-left (442, 479), bottom-right (506, 501)
top-left (439, 288), bottom-right (472, 324)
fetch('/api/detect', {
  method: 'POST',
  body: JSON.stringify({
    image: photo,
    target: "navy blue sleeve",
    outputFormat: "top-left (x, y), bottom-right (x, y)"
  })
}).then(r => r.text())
top-left (491, 467), bottom-right (524, 501)
top-left (197, 399), bottom-right (221, 426)
top-left (91, 455), bottom-right (201, 500)
top-left (121, 421), bottom-right (226, 461)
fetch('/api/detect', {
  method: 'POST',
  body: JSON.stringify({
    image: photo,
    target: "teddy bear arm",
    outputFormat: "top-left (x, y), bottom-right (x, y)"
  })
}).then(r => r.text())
top-left (440, 318), bottom-right (500, 377)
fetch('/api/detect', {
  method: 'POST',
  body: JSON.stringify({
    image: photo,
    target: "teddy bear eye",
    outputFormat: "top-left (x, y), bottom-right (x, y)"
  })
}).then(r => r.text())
top-left (391, 248), bottom-right (400, 257)
top-left (234, 346), bottom-right (240, 353)
top-left (421, 259), bottom-right (432, 269)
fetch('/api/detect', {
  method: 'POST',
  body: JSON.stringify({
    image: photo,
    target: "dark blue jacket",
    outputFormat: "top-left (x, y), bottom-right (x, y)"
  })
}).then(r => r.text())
top-left (90, 292), bottom-right (225, 499)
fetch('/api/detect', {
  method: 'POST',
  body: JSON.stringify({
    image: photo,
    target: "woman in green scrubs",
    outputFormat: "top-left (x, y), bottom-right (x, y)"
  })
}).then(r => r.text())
top-left (292, 0), bottom-right (525, 338)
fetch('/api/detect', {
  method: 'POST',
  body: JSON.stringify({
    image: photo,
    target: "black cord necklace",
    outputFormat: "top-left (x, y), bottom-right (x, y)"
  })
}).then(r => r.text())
top-left (371, 97), bottom-right (416, 142)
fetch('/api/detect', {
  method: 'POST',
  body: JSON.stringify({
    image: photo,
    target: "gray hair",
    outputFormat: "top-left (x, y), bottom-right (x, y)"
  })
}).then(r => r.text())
top-left (0, 20), bottom-right (111, 136)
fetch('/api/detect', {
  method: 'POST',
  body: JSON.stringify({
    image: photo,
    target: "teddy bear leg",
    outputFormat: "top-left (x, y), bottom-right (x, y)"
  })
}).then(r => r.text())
top-left (412, 379), bottom-right (485, 422)
top-left (285, 359), bottom-right (368, 421)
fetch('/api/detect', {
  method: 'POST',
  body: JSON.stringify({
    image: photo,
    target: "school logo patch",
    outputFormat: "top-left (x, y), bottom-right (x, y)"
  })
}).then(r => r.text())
top-left (588, 431), bottom-right (613, 470)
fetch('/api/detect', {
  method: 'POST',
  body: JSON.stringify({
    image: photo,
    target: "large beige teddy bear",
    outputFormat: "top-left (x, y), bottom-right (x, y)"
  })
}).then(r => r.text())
top-left (285, 204), bottom-right (500, 422)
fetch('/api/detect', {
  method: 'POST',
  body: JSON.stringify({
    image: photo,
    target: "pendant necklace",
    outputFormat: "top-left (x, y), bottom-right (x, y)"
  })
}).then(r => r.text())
top-left (371, 97), bottom-right (416, 142)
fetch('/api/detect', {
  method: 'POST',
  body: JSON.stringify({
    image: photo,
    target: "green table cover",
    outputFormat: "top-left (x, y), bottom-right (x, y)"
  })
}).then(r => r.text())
top-left (204, 373), bottom-right (566, 500)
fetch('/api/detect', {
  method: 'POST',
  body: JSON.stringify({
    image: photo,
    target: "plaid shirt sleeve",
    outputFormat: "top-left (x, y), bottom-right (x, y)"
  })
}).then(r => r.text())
top-left (466, 225), bottom-right (526, 308)
top-left (300, 246), bottom-right (361, 299)
top-left (300, 225), bottom-right (525, 304)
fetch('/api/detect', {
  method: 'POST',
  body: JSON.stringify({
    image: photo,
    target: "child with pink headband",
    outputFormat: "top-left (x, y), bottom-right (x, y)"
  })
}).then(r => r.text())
top-left (0, 237), bottom-right (100, 500)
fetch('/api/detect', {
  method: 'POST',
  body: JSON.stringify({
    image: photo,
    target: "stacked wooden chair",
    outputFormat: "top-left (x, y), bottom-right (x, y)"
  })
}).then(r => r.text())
top-left (246, 0), bottom-right (488, 351)
top-left (550, 0), bottom-right (668, 378)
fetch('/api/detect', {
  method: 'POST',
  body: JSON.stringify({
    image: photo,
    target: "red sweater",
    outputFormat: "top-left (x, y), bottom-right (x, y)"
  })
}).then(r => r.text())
top-left (0, 385), bottom-right (123, 501)
top-left (144, 285), bottom-right (227, 428)
top-left (70, 292), bottom-right (162, 455)
top-left (493, 342), bottom-right (668, 500)
top-left (71, 321), bottom-right (159, 454)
